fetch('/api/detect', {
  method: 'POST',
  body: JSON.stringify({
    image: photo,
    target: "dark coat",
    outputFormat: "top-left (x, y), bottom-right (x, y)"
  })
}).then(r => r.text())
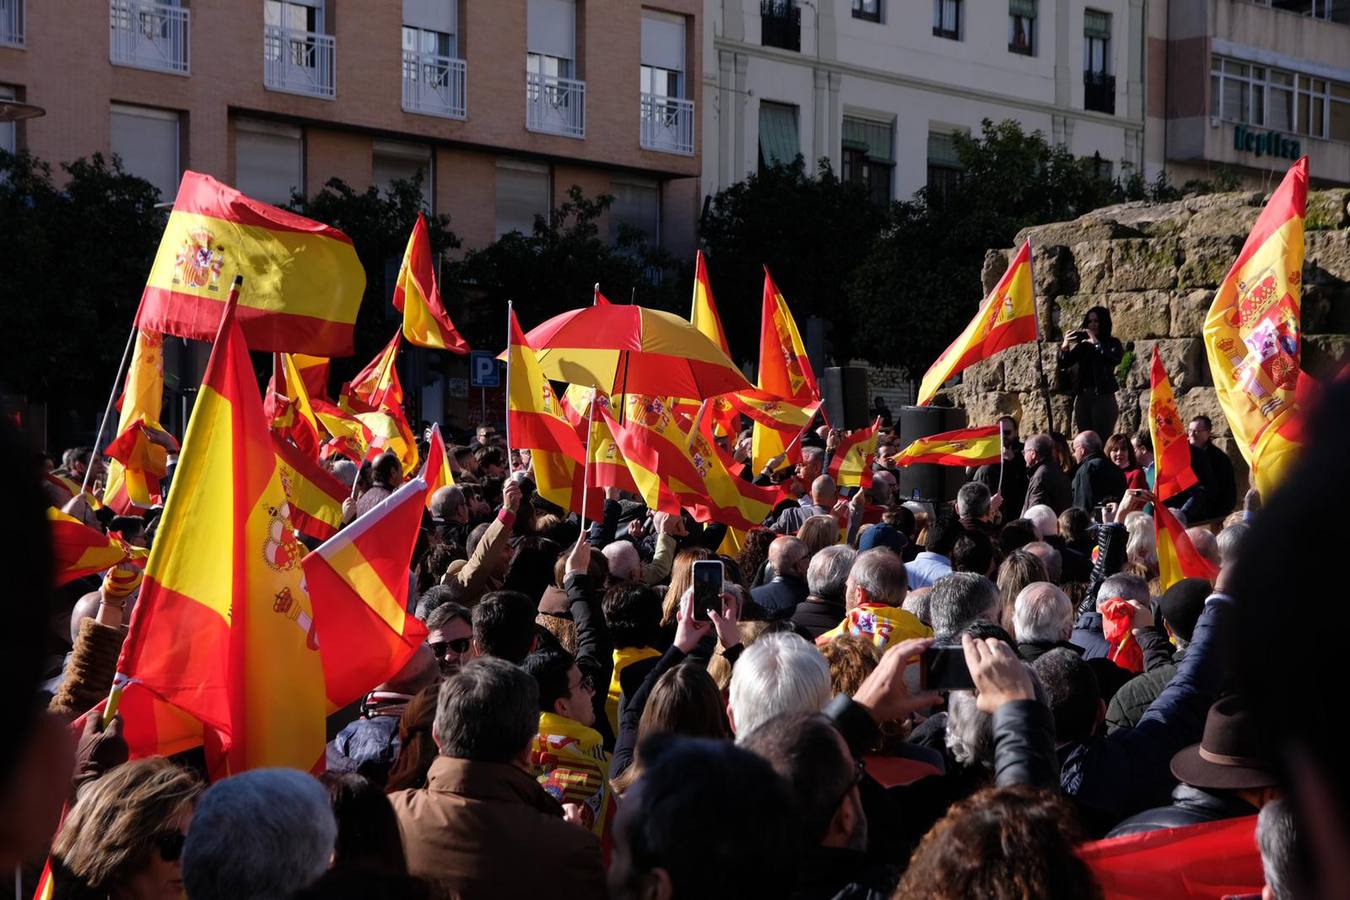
top-left (1193, 441), bottom-right (1238, 521)
top-left (750, 575), bottom-right (810, 621)
top-left (1106, 783), bottom-right (1259, 838)
top-left (791, 595), bottom-right (848, 639)
top-left (974, 450), bottom-right (1027, 520)
top-left (791, 846), bottom-right (899, 900)
top-left (326, 714), bottom-right (401, 785)
top-left (1071, 452), bottom-right (1128, 513)
top-left (1070, 611), bottom-right (1111, 660)
top-left (1023, 460), bottom-right (1072, 515)
top-left (1106, 651), bottom-right (1184, 733)
top-left (1058, 336), bottom-right (1124, 395)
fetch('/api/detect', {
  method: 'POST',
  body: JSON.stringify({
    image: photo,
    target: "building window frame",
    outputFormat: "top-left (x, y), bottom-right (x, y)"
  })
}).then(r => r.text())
top-left (852, 0), bottom-right (881, 23)
top-left (1009, 0), bottom-right (1036, 55)
top-left (841, 114), bottom-right (894, 207)
top-left (1210, 55), bottom-right (1350, 143)
top-left (926, 129), bottom-right (965, 205)
top-left (1249, 0), bottom-right (1350, 25)
top-left (761, 0), bottom-right (801, 52)
top-left (758, 100), bottom-right (801, 173)
top-left (933, 0), bottom-right (961, 39)
top-left (1083, 9), bottom-right (1114, 114)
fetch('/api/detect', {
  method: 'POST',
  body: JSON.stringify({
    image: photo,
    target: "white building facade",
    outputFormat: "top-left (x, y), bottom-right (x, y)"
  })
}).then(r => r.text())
top-left (702, 0), bottom-right (1147, 204)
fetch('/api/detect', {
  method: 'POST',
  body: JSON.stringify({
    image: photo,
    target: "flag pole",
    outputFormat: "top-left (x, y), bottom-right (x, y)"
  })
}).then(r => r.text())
top-left (504, 301), bottom-right (513, 468)
top-left (1027, 239), bottom-right (1056, 435)
top-left (580, 388), bottom-right (597, 524)
top-left (81, 325), bottom-right (140, 495)
top-left (997, 427), bottom-right (1006, 496)
top-left (593, 282), bottom-right (600, 306)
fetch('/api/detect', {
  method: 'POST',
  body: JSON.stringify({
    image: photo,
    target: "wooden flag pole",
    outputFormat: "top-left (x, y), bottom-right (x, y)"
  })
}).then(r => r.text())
top-left (1027, 239), bottom-right (1056, 435)
top-left (82, 325), bottom-right (140, 495)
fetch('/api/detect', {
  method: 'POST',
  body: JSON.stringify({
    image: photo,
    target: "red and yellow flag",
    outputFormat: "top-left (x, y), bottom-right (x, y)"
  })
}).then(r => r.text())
top-left (340, 333), bottom-right (418, 474)
top-left (393, 213), bottom-right (470, 353)
top-left (344, 332), bottom-right (404, 411)
top-left (47, 508), bottom-right (148, 586)
top-left (104, 419), bottom-right (177, 510)
top-left (136, 171), bottom-right (365, 356)
top-left (1155, 502), bottom-right (1219, 591)
top-left (292, 354), bottom-right (331, 401)
top-left (828, 417), bottom-right (882, 489)
top-left (601, 406), bottom-right (684, 515)
top-left (690, 410), bottom-right (781, 530)
top-left (422, 423), bottom-right (456, 510)
top-left (894, 425), bottom-right (1002, 468)
top-left (752, 270), bottom-right (820, 473)
top-left (1204, 157), bottom-right (1308, 498)
top-left (301, 478), bottom-right (430, 707)
top-left (273, 435), bottom-right (347, 541)
top-left (313, 397), bottom-right (373, 461)
top-left (692, 250), bottom-right (731, 357)
top-left (118, 291), bottom-right (329, 777)
top-left (1148, 346), bottom-right (1199, 502)
top-left (103, 329), bottom-right (167, 513)
top-left (507, 310), bottom-right (587, 463)
top-left (266, 352), bottom-right (322, 459)
top-left (918, 241), bottom-right (1038, 406)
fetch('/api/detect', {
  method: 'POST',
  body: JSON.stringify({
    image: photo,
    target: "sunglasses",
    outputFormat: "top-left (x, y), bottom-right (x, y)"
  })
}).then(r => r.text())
top-left (430, 637), bottom-right (472, 658)
top-left (155, 830), bottom-right (186, 863)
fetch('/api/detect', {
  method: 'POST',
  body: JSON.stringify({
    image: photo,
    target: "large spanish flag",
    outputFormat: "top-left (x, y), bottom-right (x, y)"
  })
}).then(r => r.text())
top-left (828, 417), bottom-right (882, 489)
top-left (894, 425), bottom-right (1002, 468)
top-left (917, 241), bottom-right (1038, 406)
top-left (1155, 501), bottom-right (1218, 591)
top-left (48, 508), bottom-right (149, 586)
top-left (118, 284), bottom-right (330, 777)
top-left (689, 409), bottom-right (781, 530)
top-left (507, 309), bottom-right (586, 463)
top-left (1148, 346), bottom-right (1198, 502)
top-left (752, 270), bottom-right (821, 473)
top-left (422, 423), bottom-right (455, 510)
top-left (273, 435), bottom-right (347, 541)
top-left (1204, 158), bottom-right (1308, 498)
top-left (601, 407), bottom-right (682, 515)
top-left (103, 329), bottom-right (167, 513)
top-left (301, 478), bottom-right (430, 707)
top-left (136, 171), bottom-right (365, 356)
top-left (393, 212), bottom-right (470, 354)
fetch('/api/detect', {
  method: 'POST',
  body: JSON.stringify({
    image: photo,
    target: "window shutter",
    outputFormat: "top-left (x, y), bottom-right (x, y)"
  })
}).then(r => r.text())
top-left (1083, 9), bottom-right (1111, 38)
top-left (527, 0), bottom-right (575, 60)
top-left (641, 12), bottom-right (685, 72)
top-left (758, 102), bottom-right (800, 165)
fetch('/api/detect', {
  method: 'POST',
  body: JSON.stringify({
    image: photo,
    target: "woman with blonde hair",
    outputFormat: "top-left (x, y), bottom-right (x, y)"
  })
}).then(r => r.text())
top-left (660, 547), bottom-right (713, 626)
top-left (797, 514), bottom-right (840, 557)
top-left (51, 757), bottom-right (203, 900)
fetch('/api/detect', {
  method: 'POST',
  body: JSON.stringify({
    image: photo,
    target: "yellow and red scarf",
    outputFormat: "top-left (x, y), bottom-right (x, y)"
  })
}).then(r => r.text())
top-left (530, 712), bottom-right (614, 844)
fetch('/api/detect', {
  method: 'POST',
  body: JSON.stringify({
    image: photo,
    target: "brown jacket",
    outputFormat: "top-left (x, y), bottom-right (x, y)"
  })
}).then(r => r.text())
top-left (443, 509), bottom-right (515, 605)
top-left (389, 756), bottom-right (606, 900)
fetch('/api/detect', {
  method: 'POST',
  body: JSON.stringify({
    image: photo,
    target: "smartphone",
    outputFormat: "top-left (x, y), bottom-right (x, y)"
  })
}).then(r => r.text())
top-left (921, 645), bottom-right (975, 691)
top-left (691, 560), bottom-right (724, 622)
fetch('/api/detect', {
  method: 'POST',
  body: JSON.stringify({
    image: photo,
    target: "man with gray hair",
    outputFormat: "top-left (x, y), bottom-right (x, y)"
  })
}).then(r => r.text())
top-left (956, 481), bottom-right (998, 536)
top-left (1216, 521), bottom-right (1249, 567)
top-left (928, 572), bottom-right (1000, 641)
top-left (1022, 434), bottom-right (1071, 515)
top-left (390, 658), bottom-right (606, 898)
top-left (749, 535), bottom-right (811, 620)
top-left (1257, 799), bottom-right (1300, 900)
top-left (1023, 504), bottom-right (1059, 540)
top-left (791, 544), bottom-right (857, 638)
top-left (1072, 572), bottom-right (1149, 660)
top-left (817, 547), bottom-right (931, 648)
top-left (772, 474), bottom-right (837, 534)
top-left (1023, 541), bottom-right (1063, 584)
top-left (429, 484), bottom-right (469, 546)
top-left (1186, 526), bottom-right (1221, 570)
top-left (1071, 430), bottom-right (1127, 513)
top-left (182, 769), bottom-right (337, 900)
top-left (728, 632), bottom-right (832, 739)
top-left (602, 540), bottom-right (642, 583)
top-left (1012, 582), bottom-right (1075, 661)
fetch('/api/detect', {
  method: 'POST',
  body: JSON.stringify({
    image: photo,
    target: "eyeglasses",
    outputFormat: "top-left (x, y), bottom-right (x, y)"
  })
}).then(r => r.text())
top-left (578, 673), bottom-right (595, 693)
top-left (154, 830), bottom-right (187, 863)
top-left (831, 755), bottom-right (867, 811)
top-left (430, 637), bottom-right (472, 658)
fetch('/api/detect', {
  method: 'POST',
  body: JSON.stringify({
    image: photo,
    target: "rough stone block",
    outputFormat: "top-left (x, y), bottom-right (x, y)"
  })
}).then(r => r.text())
top-left (1178, 235), bottom-right (1242, 289)
top-left (1304, 231), bottom-right (1350, 285)
top-left (981, 249), bottom-right (1011, 295)
top-left (957, 390), bottom-right (1023, 429)
top-left (1057, 292), bottom-right (1170, 340)
top-left (1127, 339), bottom-right (1205, 391)
top-left (1032, 244), bottom-right (1072, 298)
top-left (1306, 189), bottom-right (1350, 230)
top-left (1070, 241), bottom-right (1112, 293)
top-left (1169, 289), bottom-right (1214, 338)
top-left (1014, 392), bottom-right (1075, 436)
top-left (1304, 333), bottom-right (1350, 379)
top-left (1014, 218), bottom-right (1143, 248)
top-left (1000, 342), bottom-right (1058, 393)
top-left (1183, 204), bottom-right (1261, 239)
top-left (1114, 388), bottom-right (1143, 435)
top-left (1106, 238), bottom-right (1182, 291)
top-left (1173, 387), bottom-right (1231, 437)
top-left (963, 357), bottom-right (1006, 392)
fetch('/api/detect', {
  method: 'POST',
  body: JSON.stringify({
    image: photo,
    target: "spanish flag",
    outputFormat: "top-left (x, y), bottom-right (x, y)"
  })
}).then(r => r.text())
top-left (344, 333), bottom-right (404, 411)
top-left (588, 401), bottom-right (640, 495)
top-left (341, 334), bottom-right (419, 474)
top-left (422, 423), bottom-right (455, 510)
top-left (1155, 501), bottom-right (1218, 591)
top-left (752, 269), bottom-right (821, 473)
top-left (266, 352), bottom-right (322, 460)
top-left (103, 329), bottom-right (167, 514)
top-left (692, 250), bottom-right (731, 356)
top-left (601, 408), bottom-right (682, 514)
top-left (313, 397), bottom-right (373, 461)
top-left (917, 241), bottom-right (1038, 406)
top-left (828, 417), bottom-right (882, 489)
top-left (507, 310), bottom-right (586, 463)
top-left (103, 418), bottom-right (177, 510)
top-left (1148, 346), bottom-right (1199, 502)
top-left (1204, 157), bottom-right (1307, 498)
top-left (690, 408), bottom-right (781, 531)
top-left (893, 425), bottom-right (1002, 468)
top-left (393, 213), bottom-right (470, 354)
top-left (117, 286), bottom-right (330, 776)
top-left (136, 171), bottom-right (365, 356)
top-left (292, 353), bottom-right (332, 401)
top-left (48, 508), bottom-right (148, 586)
top-left (301, 477), bottom-right (430, 706)
top-left (273, 435), bottom-right (347, 541)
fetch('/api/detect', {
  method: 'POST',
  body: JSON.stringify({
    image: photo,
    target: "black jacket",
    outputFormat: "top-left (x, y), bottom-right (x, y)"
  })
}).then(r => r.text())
top-left (792, 595), bottom-right (847, 639)
top-left (1106, 649), bottom-right (1184, 733)
top-left (1192, 441), bottom-right (1237, 521)
top-left (1106, 783), bottom-right (1259, 838)
top-left (791, 846), bottom-right (899, 900)
top-left (1023, 460), bottom-right (1073, 515)
top-left (1058, 336), bottom-right (1124, 396)
top-left (749, 575), bottom-right (810, 621)
top-left (974, 451), bottom-right (1027, 520)
top-left (564, 572), bottom-right (615, 750)
top-left (1071, 453), bottom-right (1128, 513)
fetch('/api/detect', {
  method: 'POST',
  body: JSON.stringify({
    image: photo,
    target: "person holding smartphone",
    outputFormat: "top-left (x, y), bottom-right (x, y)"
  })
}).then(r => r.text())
top-left (1057, 305), bottom-right (1124, 437)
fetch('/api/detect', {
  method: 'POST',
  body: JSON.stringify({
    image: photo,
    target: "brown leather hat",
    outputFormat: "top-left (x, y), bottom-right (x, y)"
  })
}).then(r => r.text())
top-left (1170, 695), bottom-right (1278, 790)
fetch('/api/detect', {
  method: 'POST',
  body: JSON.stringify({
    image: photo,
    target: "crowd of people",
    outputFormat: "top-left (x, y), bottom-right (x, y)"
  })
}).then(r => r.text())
top-left (9, 370), bottom-right (1350, 900)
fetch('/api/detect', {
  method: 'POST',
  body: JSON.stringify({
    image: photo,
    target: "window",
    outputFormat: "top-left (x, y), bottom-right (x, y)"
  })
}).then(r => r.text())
top-left (1211, 55), bottom-right (1350, 143)
top-left (0, 0), bottom-right (23, 46)
top-left (527, 0), bottom-right (575, 79)
top-left (1251, 0), bottom-right (1350, 24)
top-left (374, 140), bottom-right (432, 211)
top-left (234, 118), bottom-right (303, 206)
top-left (926, 130), bottom-right (963, 204)
top-left (641, 11), bottom-right (685, 99)
top-left (852, 0), bottom-right (881, 22)
top-left (761, 0), bottom-right (801, 52)
top-left (403, 0), bottom-right (456, 56)
top-left (610, 179), bottom-right (660, 246)
top-left (842, 116), bottom-right (893, 206)
top-left (111, 104), bottom-right (181, 201)
top-left (495, 160), bottom-right (550, 238)
top-left (1083, 9), bottom-right (1114, 114)
top-left (1009, 0), bottom-right (1035, 55)
top-left (265, 0), bottom-right (321, 38)
top-left (758, 101), bottom-right (800, 171)
top-left (0, 86), bottom-right (16, 155)
top-left (933, 0), bottom-right (961, 39)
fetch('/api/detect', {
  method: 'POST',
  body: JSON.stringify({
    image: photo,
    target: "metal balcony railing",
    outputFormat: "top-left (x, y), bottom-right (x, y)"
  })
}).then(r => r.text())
top-left (110, 0), bottom-right (190, 74)
top-left (0, 0), bottom-right (23, 46)
top-left (264, 24), bottom-right (335, 99)
top-left (640, 93), bottom-right (694, 155)
top-left (403, 50), bottom-right (466, 119)
top-left (526, 71), bottom-right (585, 138)
top-left (1084, 71), bottom-right (1116, 115)
top-left (761, 0), bottom-right (801, 51)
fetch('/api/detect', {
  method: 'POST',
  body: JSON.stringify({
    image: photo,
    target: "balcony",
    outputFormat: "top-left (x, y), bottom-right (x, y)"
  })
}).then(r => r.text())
top-left (1084, 71), bottom-right (1116, 115)
top-left (640, 93), bottom-right (694, 155)
top-left (761, 0), bottom-right (801, 51)
top-left (526, 71), bottom-right (585, 138)
top-left (0, 0), bottom-right (23, 47)
top-left (403, 50), bottom-right (466, 120)
top-left (264, 25), bottom-right (335, 99)
top-left (110, 1), bottom-right (189, 74)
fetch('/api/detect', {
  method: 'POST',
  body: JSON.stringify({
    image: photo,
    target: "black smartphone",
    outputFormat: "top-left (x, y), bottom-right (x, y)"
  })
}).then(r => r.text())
top-left (691, 560), bottom-right (724, 622)
top-left (921, 645), bottom-right (975, 691)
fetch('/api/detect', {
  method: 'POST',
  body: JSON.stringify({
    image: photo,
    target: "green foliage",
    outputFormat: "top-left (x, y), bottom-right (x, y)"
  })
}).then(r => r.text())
top-left (697, 156), bottom-right (889, 365)
top-left (446, 185), bottom-right (685, 350)
top-left (0, 151), bottom-right (163, 440)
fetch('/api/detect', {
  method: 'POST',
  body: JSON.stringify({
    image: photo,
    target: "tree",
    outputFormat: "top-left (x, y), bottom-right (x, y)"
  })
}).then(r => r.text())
top-left (0, 151), bottom-right (163, 445)
top-left (699, 157), bottom-right (888, 366)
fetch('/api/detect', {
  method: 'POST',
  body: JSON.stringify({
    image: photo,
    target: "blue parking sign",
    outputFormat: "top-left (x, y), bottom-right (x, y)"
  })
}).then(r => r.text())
top-left (470, 351), bottom-right (500, 388)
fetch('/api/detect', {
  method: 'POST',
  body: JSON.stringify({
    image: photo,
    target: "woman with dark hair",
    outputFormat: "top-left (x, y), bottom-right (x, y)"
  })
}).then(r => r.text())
top-left (319, 773), bottom-right (408, 875)
top-left (1057, 305), bottom-right (1125, 437)
top-left (384, 684), bottom-right (440, 793)
top-left (1104, 432), bottom-right (1148, 491)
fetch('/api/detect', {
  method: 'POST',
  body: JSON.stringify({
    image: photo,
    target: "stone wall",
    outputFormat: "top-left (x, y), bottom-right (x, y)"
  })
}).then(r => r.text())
top-left (945, 189), bottom-right (1350, 492)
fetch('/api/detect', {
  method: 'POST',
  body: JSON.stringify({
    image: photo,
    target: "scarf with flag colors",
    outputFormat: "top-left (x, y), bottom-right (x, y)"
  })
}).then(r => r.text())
top-left (1147, 346), bottom-right (1198, 502)
top-left (393, 212), bottom-right (470, 353)
top-left (1155, 501), bottom-right (1219, 591)
top-left (530, 711), bottom-right (614, 841)
top-left (606, 646), bottom-right (662, 737)
top-left (828, 417), bottom-right (882, 489)
top-left (136, 171), bottom-right (365, 355)
top-left (893, 425), bottom-right (1002, 468)
top-left (422, 423), bottom-right (456, 510)
top-left (815, 602), bottom-right (932, 651)
top-left (103, 328), bottom-right (168, 513)
top-left (917, 241), bottom-right (1038, 406)
top-left (47, 508), bottom-right (149, 586)
top-left (1204, 157), bottom-right (1308, 497)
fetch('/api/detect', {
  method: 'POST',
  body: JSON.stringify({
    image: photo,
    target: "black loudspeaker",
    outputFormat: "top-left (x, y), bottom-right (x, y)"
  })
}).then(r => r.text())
top-left (895, 405), bottom-right (947, 503)
top-left (822, 367), bottom-right (871, 431)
